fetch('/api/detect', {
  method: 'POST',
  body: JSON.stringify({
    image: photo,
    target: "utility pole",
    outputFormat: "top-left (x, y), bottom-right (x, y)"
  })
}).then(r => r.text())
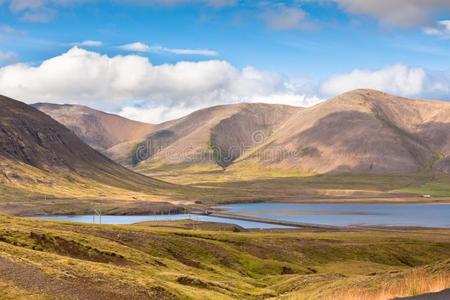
top-left (94, 209), bottom-right (102, 225)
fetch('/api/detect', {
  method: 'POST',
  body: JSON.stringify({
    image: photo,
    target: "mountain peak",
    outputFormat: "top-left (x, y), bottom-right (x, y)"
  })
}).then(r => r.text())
top-left (334, 89), bottom-right (388, 102)
top-left (342, 89), bottom-right (388, 96)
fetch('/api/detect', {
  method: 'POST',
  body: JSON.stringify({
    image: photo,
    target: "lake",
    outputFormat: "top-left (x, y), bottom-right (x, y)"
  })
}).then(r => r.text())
top-left (217, 203), bottom-right (450, 228)
top-left (35, 203), bottom-right (450, 228)
top-left (35, 214), bottom-right (292, 229)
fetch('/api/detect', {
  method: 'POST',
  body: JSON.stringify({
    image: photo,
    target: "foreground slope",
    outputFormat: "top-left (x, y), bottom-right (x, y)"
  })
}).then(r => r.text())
top-left (0, 216), bottom-right (449, 299)
top-left (0, 95), bottom-right (188, 214)
top-left (33, 103), bottom-right (154, 151)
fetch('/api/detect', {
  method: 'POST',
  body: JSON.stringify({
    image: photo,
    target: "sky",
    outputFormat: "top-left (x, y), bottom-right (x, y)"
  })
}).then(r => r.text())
top-left (0, 0), bottom-right (449, 123)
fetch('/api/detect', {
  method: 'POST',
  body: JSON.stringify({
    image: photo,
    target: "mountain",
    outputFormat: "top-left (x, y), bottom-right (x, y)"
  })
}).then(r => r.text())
top-left (108, 91), bottom-right (450, 175)
top-left (35, 90), bottom-right (450, 176)
top-left (117, 103), bottom-right (299, 168)
top-left (32, 103), bottom-right (154, 151)
top-left (0, 95), bottom-right (183, 210)
top-left (244, 89), bottom-right (450, 174)
top-left (36, 102), bottom-right (299, 167)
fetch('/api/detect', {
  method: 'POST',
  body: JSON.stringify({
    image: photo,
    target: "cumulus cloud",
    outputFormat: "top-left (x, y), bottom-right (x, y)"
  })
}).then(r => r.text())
top-left (118, 42), bottom-right (219, 56)
top-left (336, 0), bottom-right (450, 27)
top-left (0, 47), bottom-right (447, 123)
top-left (0, 47), bottom-right (318, 121)
top-left (118, 93), bottom-right (323, 124)
top-left (320, 64), bottom-right (450, 99)
top-left (261, 5), bottom-right (314, 31)
top-left (118, 104), bottom-right (203, 123)
top-left (424, 20), bottom-right (450, 38)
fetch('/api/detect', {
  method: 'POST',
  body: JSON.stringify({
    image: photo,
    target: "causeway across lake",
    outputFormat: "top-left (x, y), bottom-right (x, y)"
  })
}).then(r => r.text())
top-left (35, 203), bottom-right (450, 229)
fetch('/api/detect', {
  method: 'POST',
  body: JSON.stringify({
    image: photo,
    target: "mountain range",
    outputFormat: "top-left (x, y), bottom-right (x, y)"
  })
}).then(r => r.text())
top-left (34, 89), bottom-right (450, 175)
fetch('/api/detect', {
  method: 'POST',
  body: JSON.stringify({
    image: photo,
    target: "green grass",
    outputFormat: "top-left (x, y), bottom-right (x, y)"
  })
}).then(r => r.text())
top-left (400, 181), bottom-right (450, 197)
top-left (0, 158), bottom-right (208, 215)
top-left (0, 216), bottom-right (449, 299)
top-left (137, 160), bottom-right (450, 203)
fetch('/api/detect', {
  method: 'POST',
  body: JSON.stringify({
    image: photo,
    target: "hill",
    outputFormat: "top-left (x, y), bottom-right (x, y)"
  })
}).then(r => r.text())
top-left (36, 90), bottom-right (450, 176)
top-left (0, 216), bottom-right (449, 299)
top-left (127, 103), bottom-right (298, 167)
top-left (0, 95), bottom-right (189, 215)
top-left (32, 103), bottom-right (154, 152)
top-left (33, 90), bottom-right (450, 200)
top-left (131, 90), bottom-right (450, 201)
top-left (245, 89), bottom-right (450, 174)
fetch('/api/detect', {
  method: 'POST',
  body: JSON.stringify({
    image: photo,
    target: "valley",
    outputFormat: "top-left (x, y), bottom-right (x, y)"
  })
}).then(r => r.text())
top-left (2, 2), bottom-right (450, 298)
top-left (2, 91), bottom-right (450, 299)
top-left (34, 89), bottom-right (450, 205)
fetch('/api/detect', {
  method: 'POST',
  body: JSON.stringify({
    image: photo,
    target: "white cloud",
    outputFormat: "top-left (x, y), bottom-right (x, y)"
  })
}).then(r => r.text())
top-left (336, 0), bottom-right (450, 27)
top-left (320, 64), bottom-right (450, 99)
top-left (118, 93), bottom-right (323, 124)
top-left (424, 20), bottom-right (450, 38)
top-left (161, 47), bottom-right (218, 56)
top-left (1, 47), bottom-right (447, 123)
top-left (118, 42), bottom-right (150, 52)
top-left (118, 104), bottom-right (202, 123)
top-left (118, 42), bottom-right (219, 56)
top-left (261, 5), bottom-right (314, 31)
top-left (0, 47), bottom-right (316, 118)
top-left (72, 40), bottom-right (102, 47)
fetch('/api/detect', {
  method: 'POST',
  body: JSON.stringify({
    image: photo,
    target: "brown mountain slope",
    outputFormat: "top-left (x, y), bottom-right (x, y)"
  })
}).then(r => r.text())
top-left (111, 103), bottom-right (300, 168)
top-left (33, 103), bottom-right (154, 151)
top-left (34, 90), bottom-right (450, 176)
top-left (242, 89), bottom-right (450, 174)
top-left (0, 95), bottom-right (184, 208)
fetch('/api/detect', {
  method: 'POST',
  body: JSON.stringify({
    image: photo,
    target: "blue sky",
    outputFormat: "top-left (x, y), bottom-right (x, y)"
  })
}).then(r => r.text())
top-left (0, 0), bottom-right (450, 122)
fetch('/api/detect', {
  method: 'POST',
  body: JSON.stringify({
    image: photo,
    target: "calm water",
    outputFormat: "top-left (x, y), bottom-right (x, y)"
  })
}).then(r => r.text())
top-left (35, 203), bottom-right (450, 228)
top-left (35, 214), bottom-right (292, 229)
top-left (217, 203), bottom-right (450, 228)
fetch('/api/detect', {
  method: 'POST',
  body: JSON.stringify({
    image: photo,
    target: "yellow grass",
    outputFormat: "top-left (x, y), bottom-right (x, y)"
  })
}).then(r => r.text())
top-left (330, 270), bottom-right (450, 300)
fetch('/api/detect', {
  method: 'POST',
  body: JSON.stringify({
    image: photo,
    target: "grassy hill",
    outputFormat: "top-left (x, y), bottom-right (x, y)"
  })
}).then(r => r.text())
top-left (0, 216), bottom-right (449, 299)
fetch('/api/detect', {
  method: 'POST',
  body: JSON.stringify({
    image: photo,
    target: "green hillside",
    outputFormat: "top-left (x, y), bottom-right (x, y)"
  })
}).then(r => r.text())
top-left (0, 216), bottom-right (449, 299)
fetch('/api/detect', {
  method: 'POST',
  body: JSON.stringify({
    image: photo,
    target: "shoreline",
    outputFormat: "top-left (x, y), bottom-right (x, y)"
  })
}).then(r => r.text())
top-left (4, 196), bottom-right (450, 217)
top-left (26, 201), bottom-right (450, 230)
